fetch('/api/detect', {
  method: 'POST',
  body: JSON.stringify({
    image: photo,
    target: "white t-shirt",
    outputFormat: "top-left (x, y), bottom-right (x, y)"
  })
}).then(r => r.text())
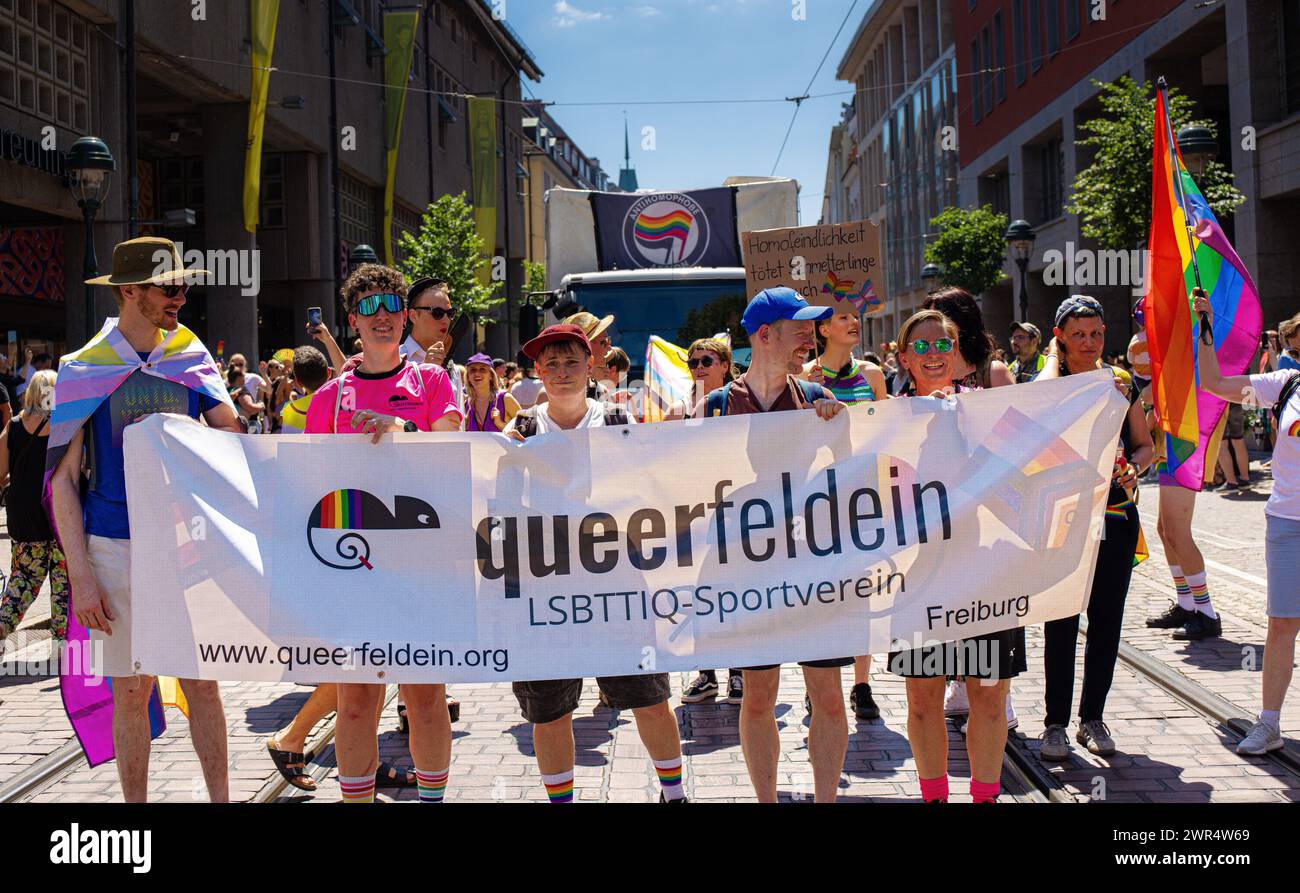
top-left (503, 398), bottom-right (636, 436)
top-left (1252, 372), bottom-right (1300, 520)
top-left (510, 376), bottom-right (545, 408)
top-left (399, 338), bottom-right (465, 411)
top-left (243, 372), bottom-right (266, 399)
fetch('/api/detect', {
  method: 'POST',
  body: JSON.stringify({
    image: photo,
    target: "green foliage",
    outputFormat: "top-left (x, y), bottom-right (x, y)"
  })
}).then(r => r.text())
top-left (397, 193), bottom-right (504, 326)
top-left (923, 205), bottom-right (1010, 296)
top-left (523, 260), bottom-right (547, 298)
top-left (1067, 75), bottom-right (1245, 251)
top-left (677, 292), bottom-right (751, 349)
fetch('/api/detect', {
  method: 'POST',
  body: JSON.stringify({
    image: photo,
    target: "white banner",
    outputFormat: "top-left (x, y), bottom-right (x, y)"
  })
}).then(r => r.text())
top-left (124, 371), bottom-right (1126, 684)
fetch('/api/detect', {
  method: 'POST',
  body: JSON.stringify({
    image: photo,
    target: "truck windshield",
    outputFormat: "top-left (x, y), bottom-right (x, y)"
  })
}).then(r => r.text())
top-left (570, 278), bottom-right (749, 378)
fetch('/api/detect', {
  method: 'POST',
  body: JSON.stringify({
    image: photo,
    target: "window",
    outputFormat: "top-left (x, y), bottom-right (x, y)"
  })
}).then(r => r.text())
top-left (1013, 0), bottom-right (1027, 84)
top-left (981, 26), bottom-right (993, 113)
top-left (1065, 0), bottom-right (1080, 40)
top-left (1029, 0), bottom-right (1042, 71)
top-left (971, 39), bottom-right (983, 122)
top-left (0, 0), bottom-right (91, 130)
top-left (994, 12), bottom-right (1006, 102)
top-left (159, 156), bottom-right (206, 229)
top-left (260, 153), bottom-right (285, 230)
top-left (339, 171), bottom-right (377, 249)
top-left (1286, 0), bottom-right (1300, 115)
top-left (1046, 0), bottom-right (1060, 56)
top-left (392, 203), bottom-right (421, 265)
top-left (1039, 138), bottom-right (1063, 221)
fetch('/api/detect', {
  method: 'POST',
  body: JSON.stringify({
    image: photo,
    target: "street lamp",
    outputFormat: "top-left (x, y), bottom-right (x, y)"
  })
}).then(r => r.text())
top-left (920, 262), bottom-right (944, 294)
top-left (1005, 219), bottom-right (1036, 324)
top-left (67, 136), bottom-right (116, 340)
top-left (349, 243), bottom-right (379, 270)
top-left (1176, 124), bottom-right (1218, 178)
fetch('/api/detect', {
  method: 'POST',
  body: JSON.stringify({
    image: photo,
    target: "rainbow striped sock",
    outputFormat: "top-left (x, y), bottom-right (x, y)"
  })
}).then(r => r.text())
top-left (339, 773), bottom-right (376, 804)
top-left (541, 770), bottom-right (574, 803)
top-left (1186, 571), bottom-right (1216, 619)
top-left (415, 767), bottom-right (448, 803)
top-left (653, 757), bottom-right (685, 801)
top-left (1170, 564), bottom-right (1194, 611)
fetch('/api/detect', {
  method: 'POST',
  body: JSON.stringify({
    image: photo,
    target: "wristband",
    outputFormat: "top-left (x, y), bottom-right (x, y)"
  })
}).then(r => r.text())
top-left (402, 420), bottom-right (418, 433)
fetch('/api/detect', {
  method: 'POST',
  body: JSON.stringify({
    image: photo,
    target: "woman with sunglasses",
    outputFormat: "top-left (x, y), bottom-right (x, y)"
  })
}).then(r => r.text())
top-left (304, 264), bottom-right (463, 805)
top-left (804, 309), bottom-right (888, 720)
top-left (665, 337), bottom-right (736, 422)
top-left (886, 309), bottom-right (1023, 803)
top-left (463, 353), bottom-right (519, 432)
top-left (1032, 295), bottom-right (1153, 761)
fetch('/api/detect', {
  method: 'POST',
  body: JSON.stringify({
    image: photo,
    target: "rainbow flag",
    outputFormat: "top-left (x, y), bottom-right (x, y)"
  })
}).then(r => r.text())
top-left (634, 210), bottom-right (694, 262)
top-left (45, 318), bottom-right (231, 767)
top-left (1144, 85), bottom-right (1262, 491)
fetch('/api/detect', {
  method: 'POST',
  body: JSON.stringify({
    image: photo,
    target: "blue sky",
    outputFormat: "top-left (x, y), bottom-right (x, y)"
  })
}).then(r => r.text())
top-left (505, 0), bottom-right (867, 224)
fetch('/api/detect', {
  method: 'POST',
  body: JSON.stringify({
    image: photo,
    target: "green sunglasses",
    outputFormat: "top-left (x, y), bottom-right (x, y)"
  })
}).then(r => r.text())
top-left (909, 337), bottom-right (954, 356)
top-left (355, 293), bottom-right (404, 316)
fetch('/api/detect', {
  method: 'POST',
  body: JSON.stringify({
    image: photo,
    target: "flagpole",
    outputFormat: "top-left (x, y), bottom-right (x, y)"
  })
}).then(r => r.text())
top-left (1158, 77), bottom-right (1213, 346)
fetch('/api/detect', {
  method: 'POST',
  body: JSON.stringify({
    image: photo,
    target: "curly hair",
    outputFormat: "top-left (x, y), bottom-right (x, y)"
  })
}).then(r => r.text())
top-left (341, 263), bottom-right (408, 314)
top-left (922, 286), bottom-right (995, 369)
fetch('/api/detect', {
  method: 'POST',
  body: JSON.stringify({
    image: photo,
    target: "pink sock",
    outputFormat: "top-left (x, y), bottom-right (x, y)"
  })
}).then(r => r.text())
top-left (919, 775), bottom-right (949, 802)
top-left (970, 779), bottom-right (1001, 803)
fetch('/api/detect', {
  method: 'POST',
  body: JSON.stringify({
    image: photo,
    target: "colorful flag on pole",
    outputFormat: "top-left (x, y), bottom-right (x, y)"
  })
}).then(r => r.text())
top-left (643, 335), bottom-right (691, 423)
top-left (382, 10), bottom-right (420, 266)
top-left (1144, 84), bottom-right (1262, 491)
top-left (242, 0), bottom-right (280, 234)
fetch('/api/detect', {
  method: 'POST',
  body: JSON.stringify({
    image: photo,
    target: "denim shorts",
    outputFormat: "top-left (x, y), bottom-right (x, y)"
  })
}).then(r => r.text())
top-left (1266, 513), bottom-right (1300, 618)
top-left (513, 673), bottom-right (671, 724)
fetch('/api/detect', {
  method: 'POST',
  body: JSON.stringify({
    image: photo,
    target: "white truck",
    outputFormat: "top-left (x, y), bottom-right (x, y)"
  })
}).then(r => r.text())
top-left (542, 177), bottom-right (799, 378)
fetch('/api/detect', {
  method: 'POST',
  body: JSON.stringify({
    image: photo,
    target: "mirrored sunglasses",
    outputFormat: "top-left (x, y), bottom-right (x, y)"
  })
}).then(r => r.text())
top-left (910, 338), bottom-right (954, 356)
top-left (355, 293), bottom-right (404, 316)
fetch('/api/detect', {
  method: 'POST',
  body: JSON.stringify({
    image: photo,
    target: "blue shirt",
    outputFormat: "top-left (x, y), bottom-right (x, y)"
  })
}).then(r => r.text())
top-left (84, 356), bottom-right (219, 539)
top-left (1279, 354), bottom-right (1300, 373)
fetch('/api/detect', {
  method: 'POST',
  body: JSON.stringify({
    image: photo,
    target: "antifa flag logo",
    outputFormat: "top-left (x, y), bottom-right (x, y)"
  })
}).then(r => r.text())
top-left (623, 193), bottom-right (712, 267)
top-left (308, 489), bottom-right (440, 570)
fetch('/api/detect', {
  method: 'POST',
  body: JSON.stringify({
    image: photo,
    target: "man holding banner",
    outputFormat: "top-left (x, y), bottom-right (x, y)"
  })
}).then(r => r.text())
top-left (705, 287), bottom-right (849, 804)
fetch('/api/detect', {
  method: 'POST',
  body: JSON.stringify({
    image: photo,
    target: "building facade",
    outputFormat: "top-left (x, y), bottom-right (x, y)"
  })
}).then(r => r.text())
top-left (955, 0), bottom-right (1300, 352)
top-left (0, 0), bottom-right (541, 367)
top-left (833, 0), bottom-right (958, 348)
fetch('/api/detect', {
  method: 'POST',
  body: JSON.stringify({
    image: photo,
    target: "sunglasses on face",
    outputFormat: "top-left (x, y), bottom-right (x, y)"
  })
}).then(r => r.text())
top-left (409, 306), bottom-right (453, 321)
top-left (909, 338), bottom-right (954, 356)
top-left (687, 356), bottom-right (718, 370)
top-left (354, 293), bottom-right (404, 316)
top-left (154, 283), bottom-right (188, 299)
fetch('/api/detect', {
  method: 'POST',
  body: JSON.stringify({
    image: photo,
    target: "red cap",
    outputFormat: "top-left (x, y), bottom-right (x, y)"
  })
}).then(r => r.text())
top-left (522, 323), bottom-right (592, 361)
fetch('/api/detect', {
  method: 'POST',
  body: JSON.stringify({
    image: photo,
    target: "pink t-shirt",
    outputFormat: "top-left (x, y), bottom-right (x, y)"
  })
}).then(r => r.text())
top-left (304, 361), bottom-right (461, 434)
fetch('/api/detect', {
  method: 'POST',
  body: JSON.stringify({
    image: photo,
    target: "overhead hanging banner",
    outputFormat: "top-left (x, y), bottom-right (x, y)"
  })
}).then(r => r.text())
top-left (468, 96), bottom-right (498, 285)
top-left (242, 0), bottom-right (281, 233)
top-left (381, 10), bottom-right (420, 266)
top-left (123, 372), bottom-right (1125, 685)
top-left (742, 219), bottom-right (884, 314)
top-left (590, 187), bottom-right (741, 270)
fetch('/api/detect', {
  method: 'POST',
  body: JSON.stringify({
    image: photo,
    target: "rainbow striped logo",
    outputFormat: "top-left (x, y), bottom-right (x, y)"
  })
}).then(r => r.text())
top-left (622, 193), bottom-right (711, 267)
top-left (1288, 419), bottom-right (1300, 438)
top-left (634, 209), bottom-right (694, 261)
top-left (307, 490), bottom-right (440, 571)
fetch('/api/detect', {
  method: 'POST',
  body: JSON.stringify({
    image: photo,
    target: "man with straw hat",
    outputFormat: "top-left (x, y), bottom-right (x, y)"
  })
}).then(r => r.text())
top-left (48, 236), bottom-right (241, 802)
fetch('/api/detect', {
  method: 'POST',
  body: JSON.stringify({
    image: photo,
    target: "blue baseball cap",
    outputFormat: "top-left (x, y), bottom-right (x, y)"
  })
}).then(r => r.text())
top-left (740, 287), bottom-right (833, 335)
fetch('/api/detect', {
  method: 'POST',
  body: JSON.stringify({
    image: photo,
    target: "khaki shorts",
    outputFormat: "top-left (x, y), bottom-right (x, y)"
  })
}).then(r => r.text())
top-left (87, 535), bottom-right (137, 678)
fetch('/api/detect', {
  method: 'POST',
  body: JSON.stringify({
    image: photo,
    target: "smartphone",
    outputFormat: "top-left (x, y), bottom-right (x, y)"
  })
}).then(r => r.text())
top-left (308, 306), bottom-right (322, 328)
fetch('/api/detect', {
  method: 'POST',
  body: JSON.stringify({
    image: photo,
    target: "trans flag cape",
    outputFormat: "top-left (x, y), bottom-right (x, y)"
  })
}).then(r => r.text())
top-left (1144, 87), bottom-right (1262, 491)
top-left (47, 318), bottom-right (231, 766)
top-left (643, 333), bottom-right (731, 423)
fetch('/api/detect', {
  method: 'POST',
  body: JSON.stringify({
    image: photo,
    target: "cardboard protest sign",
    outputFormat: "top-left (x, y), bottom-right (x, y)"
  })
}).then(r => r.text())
top-left (741, 220), bottom-right (883, 314)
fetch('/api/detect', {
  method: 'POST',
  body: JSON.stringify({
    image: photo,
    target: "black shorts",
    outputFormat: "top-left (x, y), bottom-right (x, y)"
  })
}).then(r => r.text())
top-left (1225, 403), bottom-right (1245, 440)
top-left (741, 656), bottom-right (856, 672)
top-left (513, 673), bottom-right (671, 724)
top-left (887, 628), bottom-right (1026, 680)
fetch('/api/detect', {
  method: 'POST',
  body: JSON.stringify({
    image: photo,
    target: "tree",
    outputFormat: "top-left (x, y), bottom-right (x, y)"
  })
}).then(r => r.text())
top-left (924, 205), bottom-right (1009, 296)
top-left (523, 260), bottom-right (547, 298)
top-left (397, 193), bottom-right (504, 326)
top-left (677, 292), bottom-right (751, 349)
top-left (1067, 75), bottom-right (1245, 251)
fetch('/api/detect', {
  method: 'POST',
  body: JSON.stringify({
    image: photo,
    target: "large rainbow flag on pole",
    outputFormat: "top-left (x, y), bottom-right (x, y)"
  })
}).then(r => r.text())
top-left (46, 319), bottom-right (232, 766)
top-left (1144, 80), bottom-right (1262, 491)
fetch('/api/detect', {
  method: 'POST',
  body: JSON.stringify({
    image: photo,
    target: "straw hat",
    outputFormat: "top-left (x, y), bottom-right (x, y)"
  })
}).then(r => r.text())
top-left (85, 236), bottom-right (210, 286)
top-left (563, 310), bottom-right (614, 342)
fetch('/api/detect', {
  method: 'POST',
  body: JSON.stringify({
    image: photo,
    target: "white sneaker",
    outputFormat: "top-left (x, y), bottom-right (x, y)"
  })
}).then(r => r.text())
top-left (1236, 720), bottom-right (1283, 755)
top-left (943, 678), bottom-right (969, 715)
top-left (957, 693), bottom-right (1019, 735)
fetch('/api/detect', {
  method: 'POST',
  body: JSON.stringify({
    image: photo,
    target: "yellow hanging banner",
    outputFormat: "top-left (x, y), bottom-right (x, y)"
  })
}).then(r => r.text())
top-left (468, 96), bottom-right (498, 285)
top-left (382, 11), bottom-right (420, 265)
top-left (242, 0), bottom-right (280, 234)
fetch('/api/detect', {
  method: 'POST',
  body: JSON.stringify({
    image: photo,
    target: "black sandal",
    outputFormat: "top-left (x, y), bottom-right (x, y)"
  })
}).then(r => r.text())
top-left (375, 762), bottom-right (417, 788)
top-left (396, 704), bottom-right (409, 734)
top-left (267, 743), bottom-right (317, 791)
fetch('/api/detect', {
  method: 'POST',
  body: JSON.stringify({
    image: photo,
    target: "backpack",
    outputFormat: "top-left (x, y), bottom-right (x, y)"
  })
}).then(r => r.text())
top-left (704, 378), bottom-right (826, 418)
top-left (1274, 373), bottom-right (1300, 426)
top-left (511, 402), bottom-right (631, 439)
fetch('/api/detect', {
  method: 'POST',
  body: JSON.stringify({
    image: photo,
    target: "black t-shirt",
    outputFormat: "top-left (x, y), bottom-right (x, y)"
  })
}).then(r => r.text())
top-left (4, 417), bottom-right (52, 542)
top-left (0, 381), bottom-right (9, 409)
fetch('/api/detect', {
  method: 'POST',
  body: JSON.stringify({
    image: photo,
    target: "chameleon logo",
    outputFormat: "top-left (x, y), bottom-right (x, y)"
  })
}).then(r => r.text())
top-left (307, 489), bottom-right (440, 570)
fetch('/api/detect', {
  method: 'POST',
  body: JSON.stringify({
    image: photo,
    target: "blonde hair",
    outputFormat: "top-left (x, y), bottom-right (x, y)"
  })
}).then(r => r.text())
top-left (687, 337), bottom-right (736, 380)
top-left (1280, 312), bottom-right (1300, 344)
top-left (897, 310), bottom-right (958, 353)
top-left (466, 362), bottom-right (501, 400)
top-left (22, 369), bottom-right (56, 415)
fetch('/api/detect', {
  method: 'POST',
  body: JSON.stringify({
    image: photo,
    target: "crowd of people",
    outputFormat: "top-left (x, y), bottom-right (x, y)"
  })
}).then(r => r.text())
top-left (0, 234), bottom-right (1296, 804)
